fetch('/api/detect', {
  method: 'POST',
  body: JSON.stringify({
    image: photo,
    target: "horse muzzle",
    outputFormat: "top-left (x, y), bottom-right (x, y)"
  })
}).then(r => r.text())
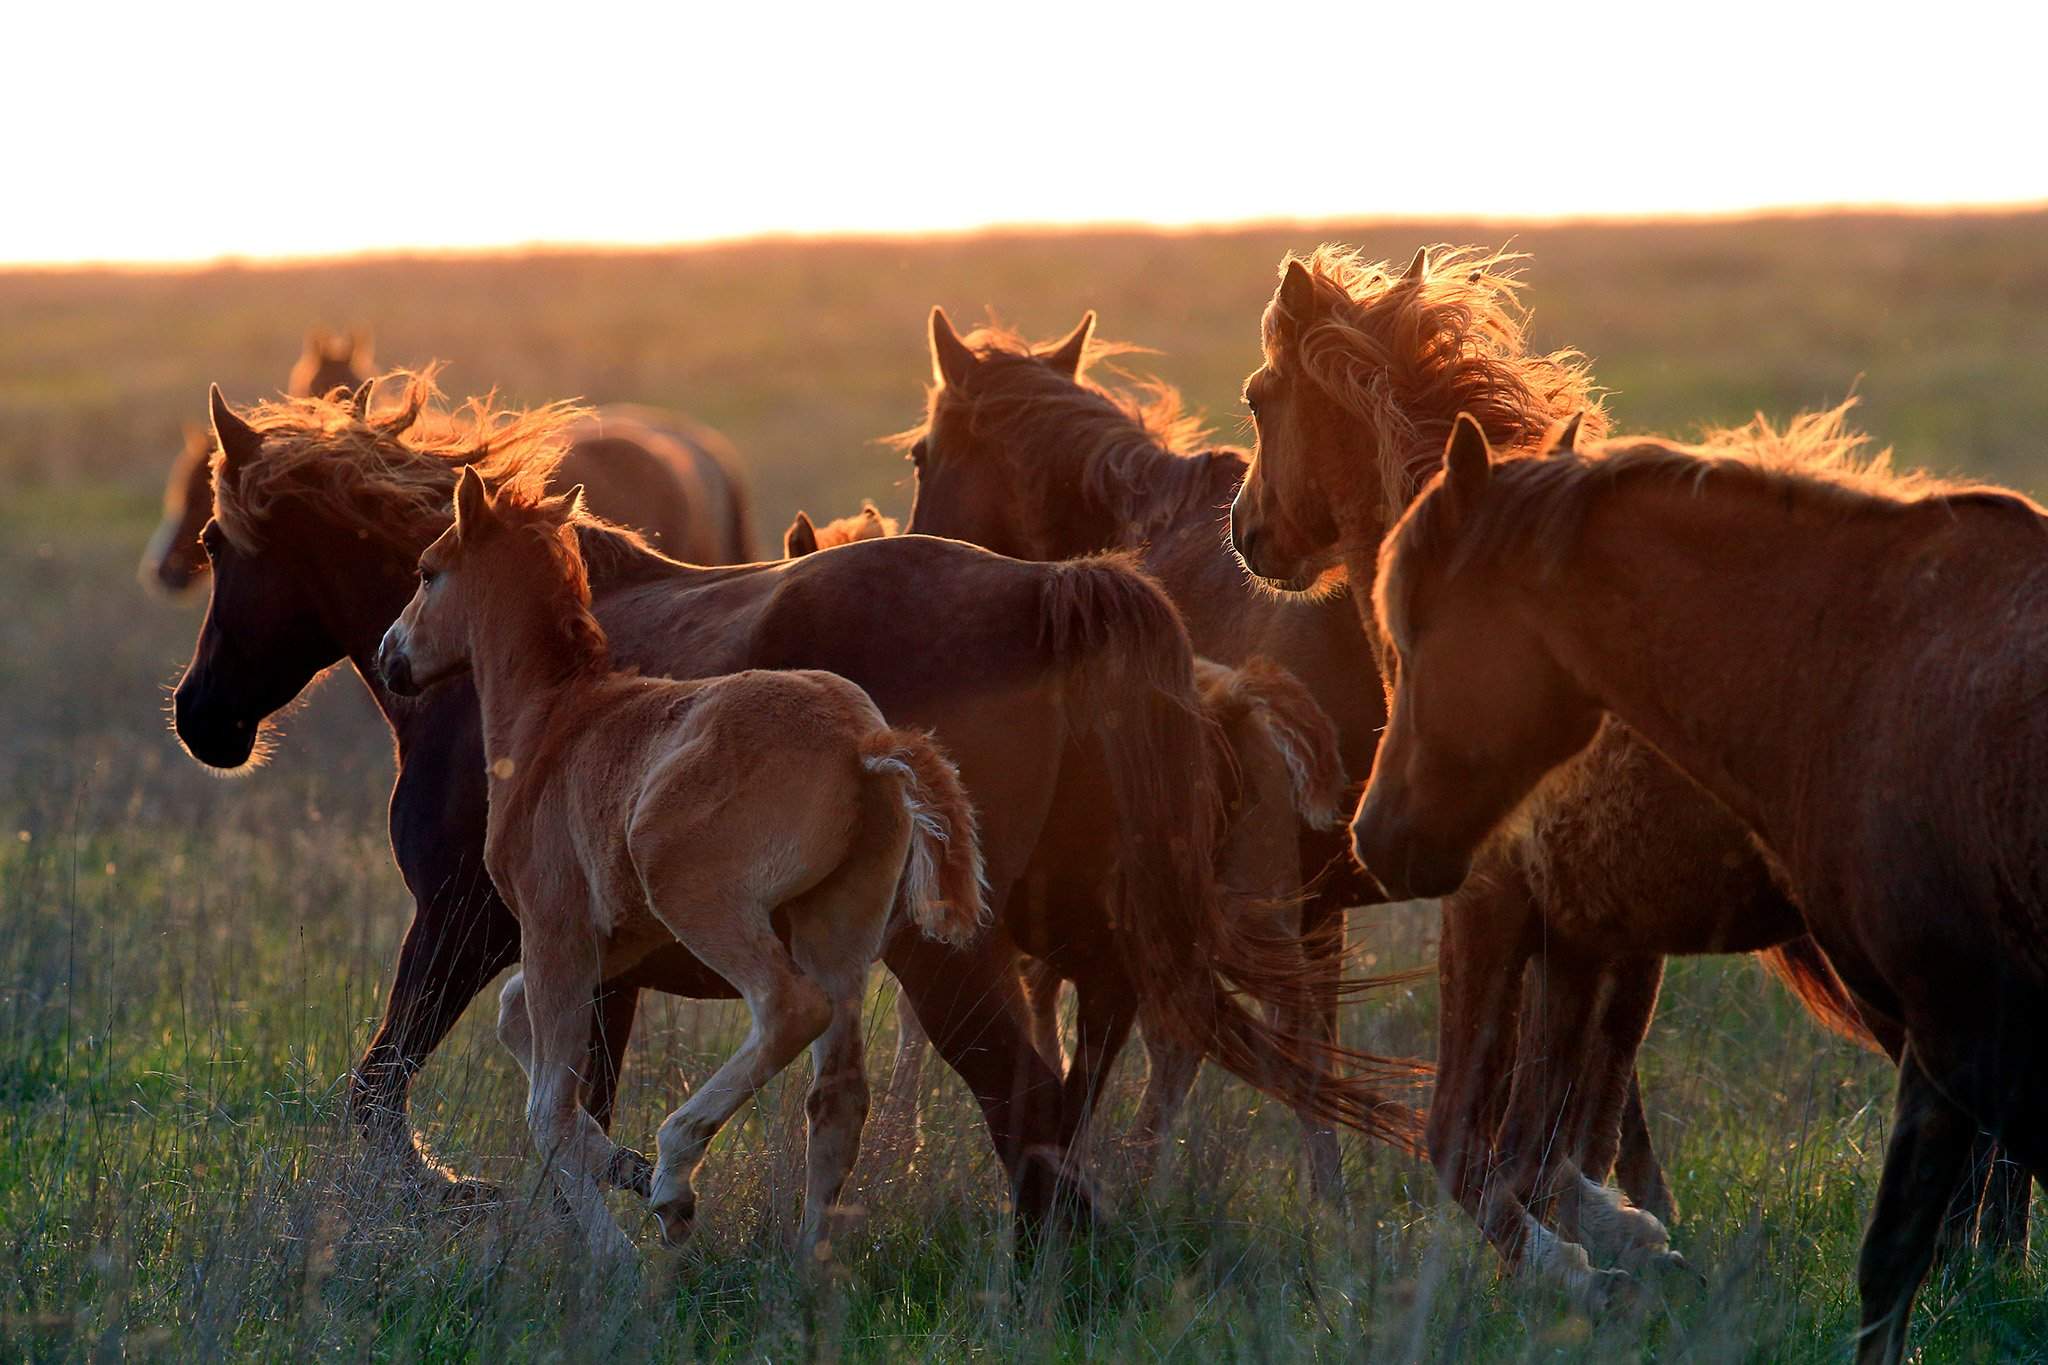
top-left (172, 683), bottom-right (260, 770)
top-left (1349, 792), bottom-right (1472, 902)
top-left (376, 628), bottom-right (421, 697)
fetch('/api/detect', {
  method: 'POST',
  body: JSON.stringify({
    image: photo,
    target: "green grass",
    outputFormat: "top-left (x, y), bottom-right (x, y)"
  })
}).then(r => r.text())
top-left (3, 212), bottom-right (2046, 1360)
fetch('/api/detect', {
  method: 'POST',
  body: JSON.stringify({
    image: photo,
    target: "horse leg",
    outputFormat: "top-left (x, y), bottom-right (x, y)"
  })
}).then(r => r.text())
top-left (885, 926), bottom-right (1090, 1231)
top-left (1130, 1029), bottom-right (1203, 1183)
top-left (646, 906), bottom-right (832, 1248)
top-left (580, 981), bottom-right (641, 1132)
top-left (517, 943), bottom-right (637, 1264)
top-left (1021, 956), bottom-right (1068, 1071)
top-left (1551, 955), bottom-right (1681, 1270)
top-left (350, 886), bottom-right (519, 1200)
top-left (1430, 876), bottom-right (1534, 1246)
top-left (1855, 1045), bottom-right (1977, 1365)
top-left (782, 829), bottom-right (899, 1261)
top-left (1057, 971), bottom-right (1138, 1154)
top-left (1614, 1071), bottom-right (1678, 1226)
top-left (497, 970), bottom-right (655, 1198)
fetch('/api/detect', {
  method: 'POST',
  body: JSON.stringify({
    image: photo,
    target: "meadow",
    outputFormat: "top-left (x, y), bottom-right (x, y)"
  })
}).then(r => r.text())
top-left (3, 210), bottom-right (2046, 1361)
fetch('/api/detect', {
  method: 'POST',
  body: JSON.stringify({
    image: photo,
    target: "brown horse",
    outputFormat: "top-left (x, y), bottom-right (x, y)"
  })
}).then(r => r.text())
top-left (378, 470), bottom-right (984, 1260)
top-left (140, 335), bottom-right (751, 595)
top-left (1358, 410), bottom-right (2048, 1363)
top-left (782, 507), bottom-right (1354, 1188)
top-left (141, 329), bottom-right (370, 595)
top-left (1222, 246), bottom-right (2032, 1299)
top-left (895, 308), bottom-right (1413, 1196)
top-left (172, 375), bottom-right (1419, 1229)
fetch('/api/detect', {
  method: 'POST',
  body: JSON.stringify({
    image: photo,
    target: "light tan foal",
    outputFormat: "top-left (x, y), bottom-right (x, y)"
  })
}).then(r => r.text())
top-left (379, 469), bottom-right (986, 1262)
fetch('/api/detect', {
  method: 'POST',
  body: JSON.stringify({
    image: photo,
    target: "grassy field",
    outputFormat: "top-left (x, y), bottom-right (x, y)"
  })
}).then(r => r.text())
top-left (3, 211), bottom-right (2045, 1361)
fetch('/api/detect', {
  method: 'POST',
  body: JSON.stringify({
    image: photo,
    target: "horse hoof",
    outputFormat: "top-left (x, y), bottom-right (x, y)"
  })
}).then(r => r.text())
top-left (605, 1147), bottom-right (655, 1199)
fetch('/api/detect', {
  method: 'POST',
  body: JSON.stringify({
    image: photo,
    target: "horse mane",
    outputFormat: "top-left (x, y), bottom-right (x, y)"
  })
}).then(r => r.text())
top-left (212, 368), bottom-right (586, 556)
top-left (1268, 245), bottom-right (1607, 527)
top-left (1405, 402), bottom-right (2047, 591)
top-left (893, 319), bottom-right (1233, 538)
top-left (479, 482), bottom-right (610, 675)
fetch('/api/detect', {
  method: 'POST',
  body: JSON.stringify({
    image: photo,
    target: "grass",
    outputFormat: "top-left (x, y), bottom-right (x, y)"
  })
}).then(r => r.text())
top-left (3, 211), bottom-right (2046, 1360)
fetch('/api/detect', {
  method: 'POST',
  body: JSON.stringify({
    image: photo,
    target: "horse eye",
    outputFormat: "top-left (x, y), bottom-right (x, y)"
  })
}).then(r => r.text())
top-left (419, 567), bottom-right (437, 587)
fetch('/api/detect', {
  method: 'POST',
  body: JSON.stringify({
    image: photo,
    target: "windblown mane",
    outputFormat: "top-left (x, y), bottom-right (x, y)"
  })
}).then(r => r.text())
top-left (211, 368), bottom-right (585, 555)
top-left (1401, 403), bottom-right (2047, 590)
top-left (482, 483), bottom-right (610, 672)
top-left (1267, 245), bottom-right (1606, 527)
top-left (894, 321), bottom-right (1232, 537)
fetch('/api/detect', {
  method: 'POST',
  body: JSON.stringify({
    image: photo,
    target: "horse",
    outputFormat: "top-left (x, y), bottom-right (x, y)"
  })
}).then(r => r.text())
top-left (1357, 409), bottom-right (2048, 1363)
top-left (376, 470), bottom-right (985, 1260)
top-left (893, 307), bottom-right (1415, 1197)
top-left (140, 329), bottom-right (371, 595)
top-left (140, 336), bottom-right (751, 595)
top-left (1222, 244), bottom-right (2029, 1299)
top-left (172, 374), bottom-right (1421, 1231)
top-left (782, 507), bottom-right (1354, 1188)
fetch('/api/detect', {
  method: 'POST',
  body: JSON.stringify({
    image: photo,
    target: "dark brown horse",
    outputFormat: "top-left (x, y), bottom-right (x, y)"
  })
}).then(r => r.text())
top-left (171, 376), bottom-right (1420, 1229)
top-left (1226, 245), bottom-right (2026, 1299)
top-left (141, 329), bottom-right (371, 595)
top-left (1357, 411), bottom-right (2048, 1363)
top-left (784, 506), bottom-right (1356, 1189)
top-left (895, 308), bottom-right (1410, 1195)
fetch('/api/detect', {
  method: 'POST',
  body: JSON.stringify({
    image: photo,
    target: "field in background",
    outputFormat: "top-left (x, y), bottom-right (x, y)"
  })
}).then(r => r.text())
top-left (3, 212), bottom-right (2045, 1360)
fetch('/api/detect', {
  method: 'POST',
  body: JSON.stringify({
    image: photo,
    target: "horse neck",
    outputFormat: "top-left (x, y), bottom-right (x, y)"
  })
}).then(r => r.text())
top-left (1033, 435), bottom-right (1232, 558)
top-left (463, 592), bottom-right (607, 779)
top-left (1523, 481), bottom-right (1924, 853)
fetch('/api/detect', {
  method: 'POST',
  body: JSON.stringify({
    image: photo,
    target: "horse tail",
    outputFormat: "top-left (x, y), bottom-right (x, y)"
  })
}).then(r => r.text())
top-left (1043, 555), bottom-right (1426, 1153)
top-left (1197, 655), bottom-right (1348, 830)
top-left (861, 729), bottom-right (988, 948)
top-left (1756, 934), bottom-right (1885, 1053)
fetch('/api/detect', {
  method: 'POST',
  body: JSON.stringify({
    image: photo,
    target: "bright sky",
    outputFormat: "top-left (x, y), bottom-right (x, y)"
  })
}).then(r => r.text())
top-left (8, 2), bottom-right (2043, 266)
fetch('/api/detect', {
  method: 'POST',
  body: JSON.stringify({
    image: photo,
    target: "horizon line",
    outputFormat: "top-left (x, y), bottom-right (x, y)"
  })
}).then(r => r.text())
top-left (7, 199), bottom-right (2047, 277)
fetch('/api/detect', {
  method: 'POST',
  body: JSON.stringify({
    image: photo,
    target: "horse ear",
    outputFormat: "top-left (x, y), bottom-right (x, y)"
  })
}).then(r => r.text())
top-left (784, 511), bottom-right (819, 558)
top-left (1402, 246), bottom-right (1429, 282)
top-left (930, 307), bottom-right (977, 388)
top-left (1550, 411), bottom-right (1585, 456)
top-left (349, 328), bottom-right (374, 369)
top-left (348, 378), bottom-right (375, 420)
top-left (209, 384), bottom-right (261, 471)
top-left (303, 327), bottom-right (329, 357)
top-left (559, 483), bottom-right (587, 519)
top-left (1277, 257), bottom-right (1317, 321)
top-left (453, 465), bottom-right (492, 538)
top-left (1441, 414), bottom-right (1493, 518)
top-left (1042, 311), bottom-right (1095, 378)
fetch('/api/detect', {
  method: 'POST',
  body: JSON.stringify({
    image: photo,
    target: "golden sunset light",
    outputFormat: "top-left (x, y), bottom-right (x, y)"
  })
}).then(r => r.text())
top-left (6, 0), bottom-right (2043, 265)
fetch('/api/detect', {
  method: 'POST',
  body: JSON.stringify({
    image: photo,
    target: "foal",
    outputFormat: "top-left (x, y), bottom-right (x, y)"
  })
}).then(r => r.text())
top-left (378, 470), bottom-right (986, 1259)
top-left (1359, 414), bottom-right (2048, 1363)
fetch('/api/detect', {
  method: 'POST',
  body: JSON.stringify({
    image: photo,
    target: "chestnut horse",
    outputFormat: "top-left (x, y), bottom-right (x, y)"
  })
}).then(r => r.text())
top-left (378, 471), bottom-right (985, 1260)
top-left (140, 337), bottom-right (751, 595)
top-left (172, 376), bottom-right (1419, 1228)
top-left (896, 308), bottom-right (1413, 1196)
top-left (1223, 246), bottom-right (2032, 1299)
top-left (1357, 411), bottom-right (2048, 1363)
top-left (783, 507), bottom-right (1354, 1187)
top-left (141, 328), bottom-right (370, 595)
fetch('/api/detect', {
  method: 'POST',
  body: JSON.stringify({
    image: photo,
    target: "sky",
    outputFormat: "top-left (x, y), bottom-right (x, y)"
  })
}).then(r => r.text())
top-left (7, 1), bottom-right (2044, 267)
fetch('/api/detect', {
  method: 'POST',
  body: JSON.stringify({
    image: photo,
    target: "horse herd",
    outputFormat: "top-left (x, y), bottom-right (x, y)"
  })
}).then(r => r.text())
top-left (139, 250), bottom-right (2045, 1362)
